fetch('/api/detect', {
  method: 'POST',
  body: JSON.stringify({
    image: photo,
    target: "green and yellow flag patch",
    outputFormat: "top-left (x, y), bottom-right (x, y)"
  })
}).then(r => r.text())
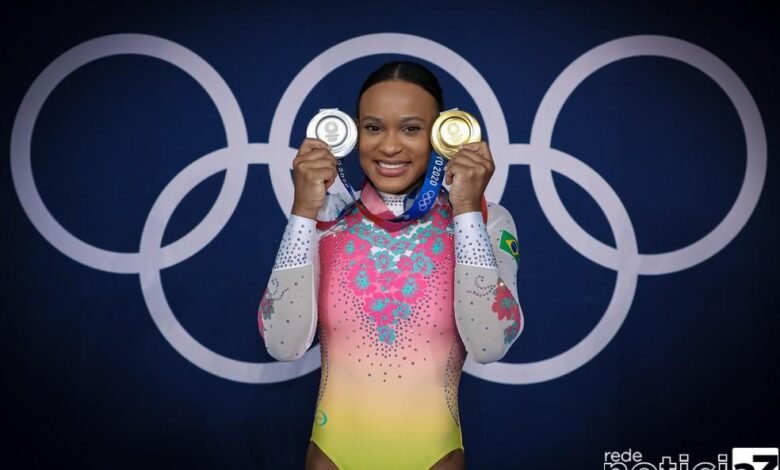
top-left (499, 230), bottom-right (520, 263)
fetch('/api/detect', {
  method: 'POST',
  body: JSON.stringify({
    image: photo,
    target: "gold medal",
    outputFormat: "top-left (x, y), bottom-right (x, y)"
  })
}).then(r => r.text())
top-left (430, 108), bottom-right (481, 159)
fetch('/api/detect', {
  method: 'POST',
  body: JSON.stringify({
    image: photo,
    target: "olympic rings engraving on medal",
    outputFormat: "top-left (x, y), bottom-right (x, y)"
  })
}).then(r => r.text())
top-left (10, 33), bottom-right (766, 385)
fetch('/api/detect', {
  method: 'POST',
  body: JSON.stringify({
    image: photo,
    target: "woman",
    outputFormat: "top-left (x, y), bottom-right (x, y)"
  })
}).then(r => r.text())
top-left (258, 61), bottom-right (524, 470)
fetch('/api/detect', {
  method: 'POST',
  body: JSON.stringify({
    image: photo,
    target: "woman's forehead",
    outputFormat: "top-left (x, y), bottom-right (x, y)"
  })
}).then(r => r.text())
top-left (359, 80), bottom-right (438, 116)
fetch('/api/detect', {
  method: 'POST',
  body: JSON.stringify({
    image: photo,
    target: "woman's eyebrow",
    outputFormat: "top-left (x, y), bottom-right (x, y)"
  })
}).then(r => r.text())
top-left (360, 115), bottom-right (424, 124)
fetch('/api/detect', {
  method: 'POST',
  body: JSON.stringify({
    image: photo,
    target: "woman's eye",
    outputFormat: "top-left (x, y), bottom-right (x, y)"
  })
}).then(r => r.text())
top-left (403, 126), bottom-right (421, 133)
top-left (363, 124), bottom-right (381, 133)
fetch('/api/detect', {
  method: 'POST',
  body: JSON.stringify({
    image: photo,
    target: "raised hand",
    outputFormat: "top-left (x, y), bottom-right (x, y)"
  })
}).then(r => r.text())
top-left (444, 141), bottom-right (495, 216)
top-left (290, 138), bottom-right (338, 220)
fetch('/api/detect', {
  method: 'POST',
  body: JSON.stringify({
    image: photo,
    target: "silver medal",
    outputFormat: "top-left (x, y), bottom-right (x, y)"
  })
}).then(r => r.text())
top-left (306, 108), bottom-right (357, 158)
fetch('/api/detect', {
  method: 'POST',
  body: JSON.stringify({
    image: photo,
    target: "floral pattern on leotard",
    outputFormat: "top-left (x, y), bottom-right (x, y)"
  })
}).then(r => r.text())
top-left (343, 205), bottom-right (452, 344)
top-left (257, 289), bottom-right (274, 338)
top-left (492, 282), bottom-right (523, 344)
top-left (257, 278), bottom-right (288, 339)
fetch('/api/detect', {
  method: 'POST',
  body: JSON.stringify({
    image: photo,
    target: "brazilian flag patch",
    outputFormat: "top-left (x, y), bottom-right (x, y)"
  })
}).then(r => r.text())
top-left (499, 230), bottom-right (520, 263)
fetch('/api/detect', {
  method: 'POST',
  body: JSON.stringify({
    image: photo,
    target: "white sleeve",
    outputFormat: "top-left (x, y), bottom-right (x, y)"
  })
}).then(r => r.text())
top-left (257, 214), bottom-right (319, 361)
top-left (453, 203), bottom-right (524, 364)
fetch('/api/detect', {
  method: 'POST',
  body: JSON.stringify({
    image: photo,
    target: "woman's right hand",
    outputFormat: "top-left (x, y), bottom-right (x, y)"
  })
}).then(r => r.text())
top-left (291, 138), bottom-right (338, 220)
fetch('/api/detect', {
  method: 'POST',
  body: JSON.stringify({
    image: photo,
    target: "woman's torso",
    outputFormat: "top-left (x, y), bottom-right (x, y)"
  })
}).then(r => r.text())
top-left (311, 196), bottom-right (467, 469)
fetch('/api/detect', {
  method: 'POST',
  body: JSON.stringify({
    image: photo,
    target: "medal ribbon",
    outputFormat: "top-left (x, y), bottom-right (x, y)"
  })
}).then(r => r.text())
top-left (317, 152), bottom-right (487, 232)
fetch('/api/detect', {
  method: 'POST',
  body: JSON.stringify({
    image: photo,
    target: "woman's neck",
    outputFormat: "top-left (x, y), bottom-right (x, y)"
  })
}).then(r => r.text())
top-left (375, 189), bottom-right (409, 217)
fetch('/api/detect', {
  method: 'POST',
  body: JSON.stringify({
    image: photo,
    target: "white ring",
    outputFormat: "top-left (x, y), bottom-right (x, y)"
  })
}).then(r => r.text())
top-left (10, 33), bottom-right (249, 273)
top-left (529, 35), bottom-right (767, 275)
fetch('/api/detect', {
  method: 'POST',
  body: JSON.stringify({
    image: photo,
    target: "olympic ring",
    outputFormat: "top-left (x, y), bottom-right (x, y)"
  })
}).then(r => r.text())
top-left (10, 33), bottom-right (766, 385)
top-left (10, 34), bottom-right (249, 274)
top-left (529, 36), bottom-right (767, 275)
top-left (418, 190), bottom-right (437, 211)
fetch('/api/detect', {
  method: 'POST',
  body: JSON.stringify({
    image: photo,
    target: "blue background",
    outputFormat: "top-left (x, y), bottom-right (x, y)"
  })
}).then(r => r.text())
top-left (1, 0), bottom-right (777, 468)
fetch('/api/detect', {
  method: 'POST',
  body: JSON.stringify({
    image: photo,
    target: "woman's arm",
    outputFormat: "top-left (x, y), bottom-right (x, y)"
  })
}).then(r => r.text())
top-left (453, 203), bottom-right (524, 364)
top-left (258, 215), bottom-right (319, 361)
top-left (258, 136), bottom-right (338, 361)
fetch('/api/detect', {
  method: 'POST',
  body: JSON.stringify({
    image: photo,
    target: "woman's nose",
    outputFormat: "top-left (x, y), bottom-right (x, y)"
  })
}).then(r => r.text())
top-left (379, 132), bottom-right (402, 156)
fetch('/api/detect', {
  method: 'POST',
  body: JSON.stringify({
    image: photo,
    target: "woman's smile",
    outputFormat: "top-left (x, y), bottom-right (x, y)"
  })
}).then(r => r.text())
top-left (375, 160), bottom-right (411, 177)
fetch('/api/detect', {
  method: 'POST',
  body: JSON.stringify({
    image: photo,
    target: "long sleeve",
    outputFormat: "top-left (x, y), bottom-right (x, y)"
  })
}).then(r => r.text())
top-left (257, 214), bottom-right (319, 361)
top-left (453, 203), bottom-right (524, 364)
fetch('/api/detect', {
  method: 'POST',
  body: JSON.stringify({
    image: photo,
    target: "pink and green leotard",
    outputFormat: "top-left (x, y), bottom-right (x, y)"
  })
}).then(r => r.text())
top-left (258, 183), bottom-right (524, 469)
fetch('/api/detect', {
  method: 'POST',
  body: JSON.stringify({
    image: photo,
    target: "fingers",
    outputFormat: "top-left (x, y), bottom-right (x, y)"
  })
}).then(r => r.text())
top-left (293, 138), bottom-right (338, 176)
top-left (307, 168), bottom-right (337, 186)
top-left (293, 153), bottom-right (337, 181)
top-left (297, 137), bottom-right (331, 156)
top-left (445, 159), bottom-right (491, 186)
top-left (294, 149), bottom-right (337, 168)
top-left (444, 141), bottom-right (495, 185)
top-left (460, 141), bottom-right (493, 163)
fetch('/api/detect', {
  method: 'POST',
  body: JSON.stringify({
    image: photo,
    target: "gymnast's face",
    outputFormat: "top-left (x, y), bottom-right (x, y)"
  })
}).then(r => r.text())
top-left (358, 80), bottom-right (439, 195)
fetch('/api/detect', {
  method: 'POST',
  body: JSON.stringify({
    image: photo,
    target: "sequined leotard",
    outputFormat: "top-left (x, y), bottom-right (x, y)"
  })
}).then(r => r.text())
top-left (259, 184), bottom-right (524, 469)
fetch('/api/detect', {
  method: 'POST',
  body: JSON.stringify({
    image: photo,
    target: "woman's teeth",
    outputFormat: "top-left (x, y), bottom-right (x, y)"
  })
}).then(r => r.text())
top-left (378, 162), bottom-right (407, 169)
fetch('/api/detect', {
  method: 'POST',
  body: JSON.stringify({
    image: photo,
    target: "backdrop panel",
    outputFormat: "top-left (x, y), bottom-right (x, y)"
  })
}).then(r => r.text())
top-left (1, 1), bottom-right (777, 468)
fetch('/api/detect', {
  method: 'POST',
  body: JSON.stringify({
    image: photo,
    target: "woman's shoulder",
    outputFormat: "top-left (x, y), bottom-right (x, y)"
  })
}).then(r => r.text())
top-left (484, 201), bottom-right (519, 236)
top-left (486, 201), bottom-right (513, 221)
top-left (437, 191), bottom-right (514, 219)
top-left (434, 191), bottom-right (515, 225)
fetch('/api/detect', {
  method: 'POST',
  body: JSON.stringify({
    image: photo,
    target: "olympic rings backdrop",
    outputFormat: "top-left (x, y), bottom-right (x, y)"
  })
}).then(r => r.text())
top-left (2, 1), bottom-right (778, 468)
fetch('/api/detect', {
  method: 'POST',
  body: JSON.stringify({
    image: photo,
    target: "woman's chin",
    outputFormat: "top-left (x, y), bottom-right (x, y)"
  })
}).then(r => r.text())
top-left (371, 182), bottom-right (406, 194)
top-left (369, 176), bottom-right (415, 195)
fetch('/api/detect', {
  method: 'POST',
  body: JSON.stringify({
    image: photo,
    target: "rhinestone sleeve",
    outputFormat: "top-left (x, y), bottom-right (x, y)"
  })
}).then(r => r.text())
top-left (452, 204), bottom-right (524, 364)
top-left (272, 214), bottom-right (317, 270)
top-left (454, 212), bottom-right (497, 268)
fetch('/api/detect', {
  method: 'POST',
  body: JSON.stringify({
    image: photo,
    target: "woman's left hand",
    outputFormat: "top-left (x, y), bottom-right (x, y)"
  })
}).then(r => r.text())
top-left (445, 141), bottom-right (495, 216)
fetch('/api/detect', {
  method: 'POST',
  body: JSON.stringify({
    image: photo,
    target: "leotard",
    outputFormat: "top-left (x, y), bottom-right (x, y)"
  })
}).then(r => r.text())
top-left (259, 183), bottom-right (524, 469)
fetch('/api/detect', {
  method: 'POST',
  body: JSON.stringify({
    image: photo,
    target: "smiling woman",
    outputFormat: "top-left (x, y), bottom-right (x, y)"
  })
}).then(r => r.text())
top-left (358, 81), bottom-right (436, 193)
top-left (258, 61), bottom-right (525, 470)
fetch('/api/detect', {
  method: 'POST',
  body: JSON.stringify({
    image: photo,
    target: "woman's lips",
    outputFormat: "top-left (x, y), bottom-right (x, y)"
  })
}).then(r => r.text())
top-left (375, 160), bottom-right (410, 177)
